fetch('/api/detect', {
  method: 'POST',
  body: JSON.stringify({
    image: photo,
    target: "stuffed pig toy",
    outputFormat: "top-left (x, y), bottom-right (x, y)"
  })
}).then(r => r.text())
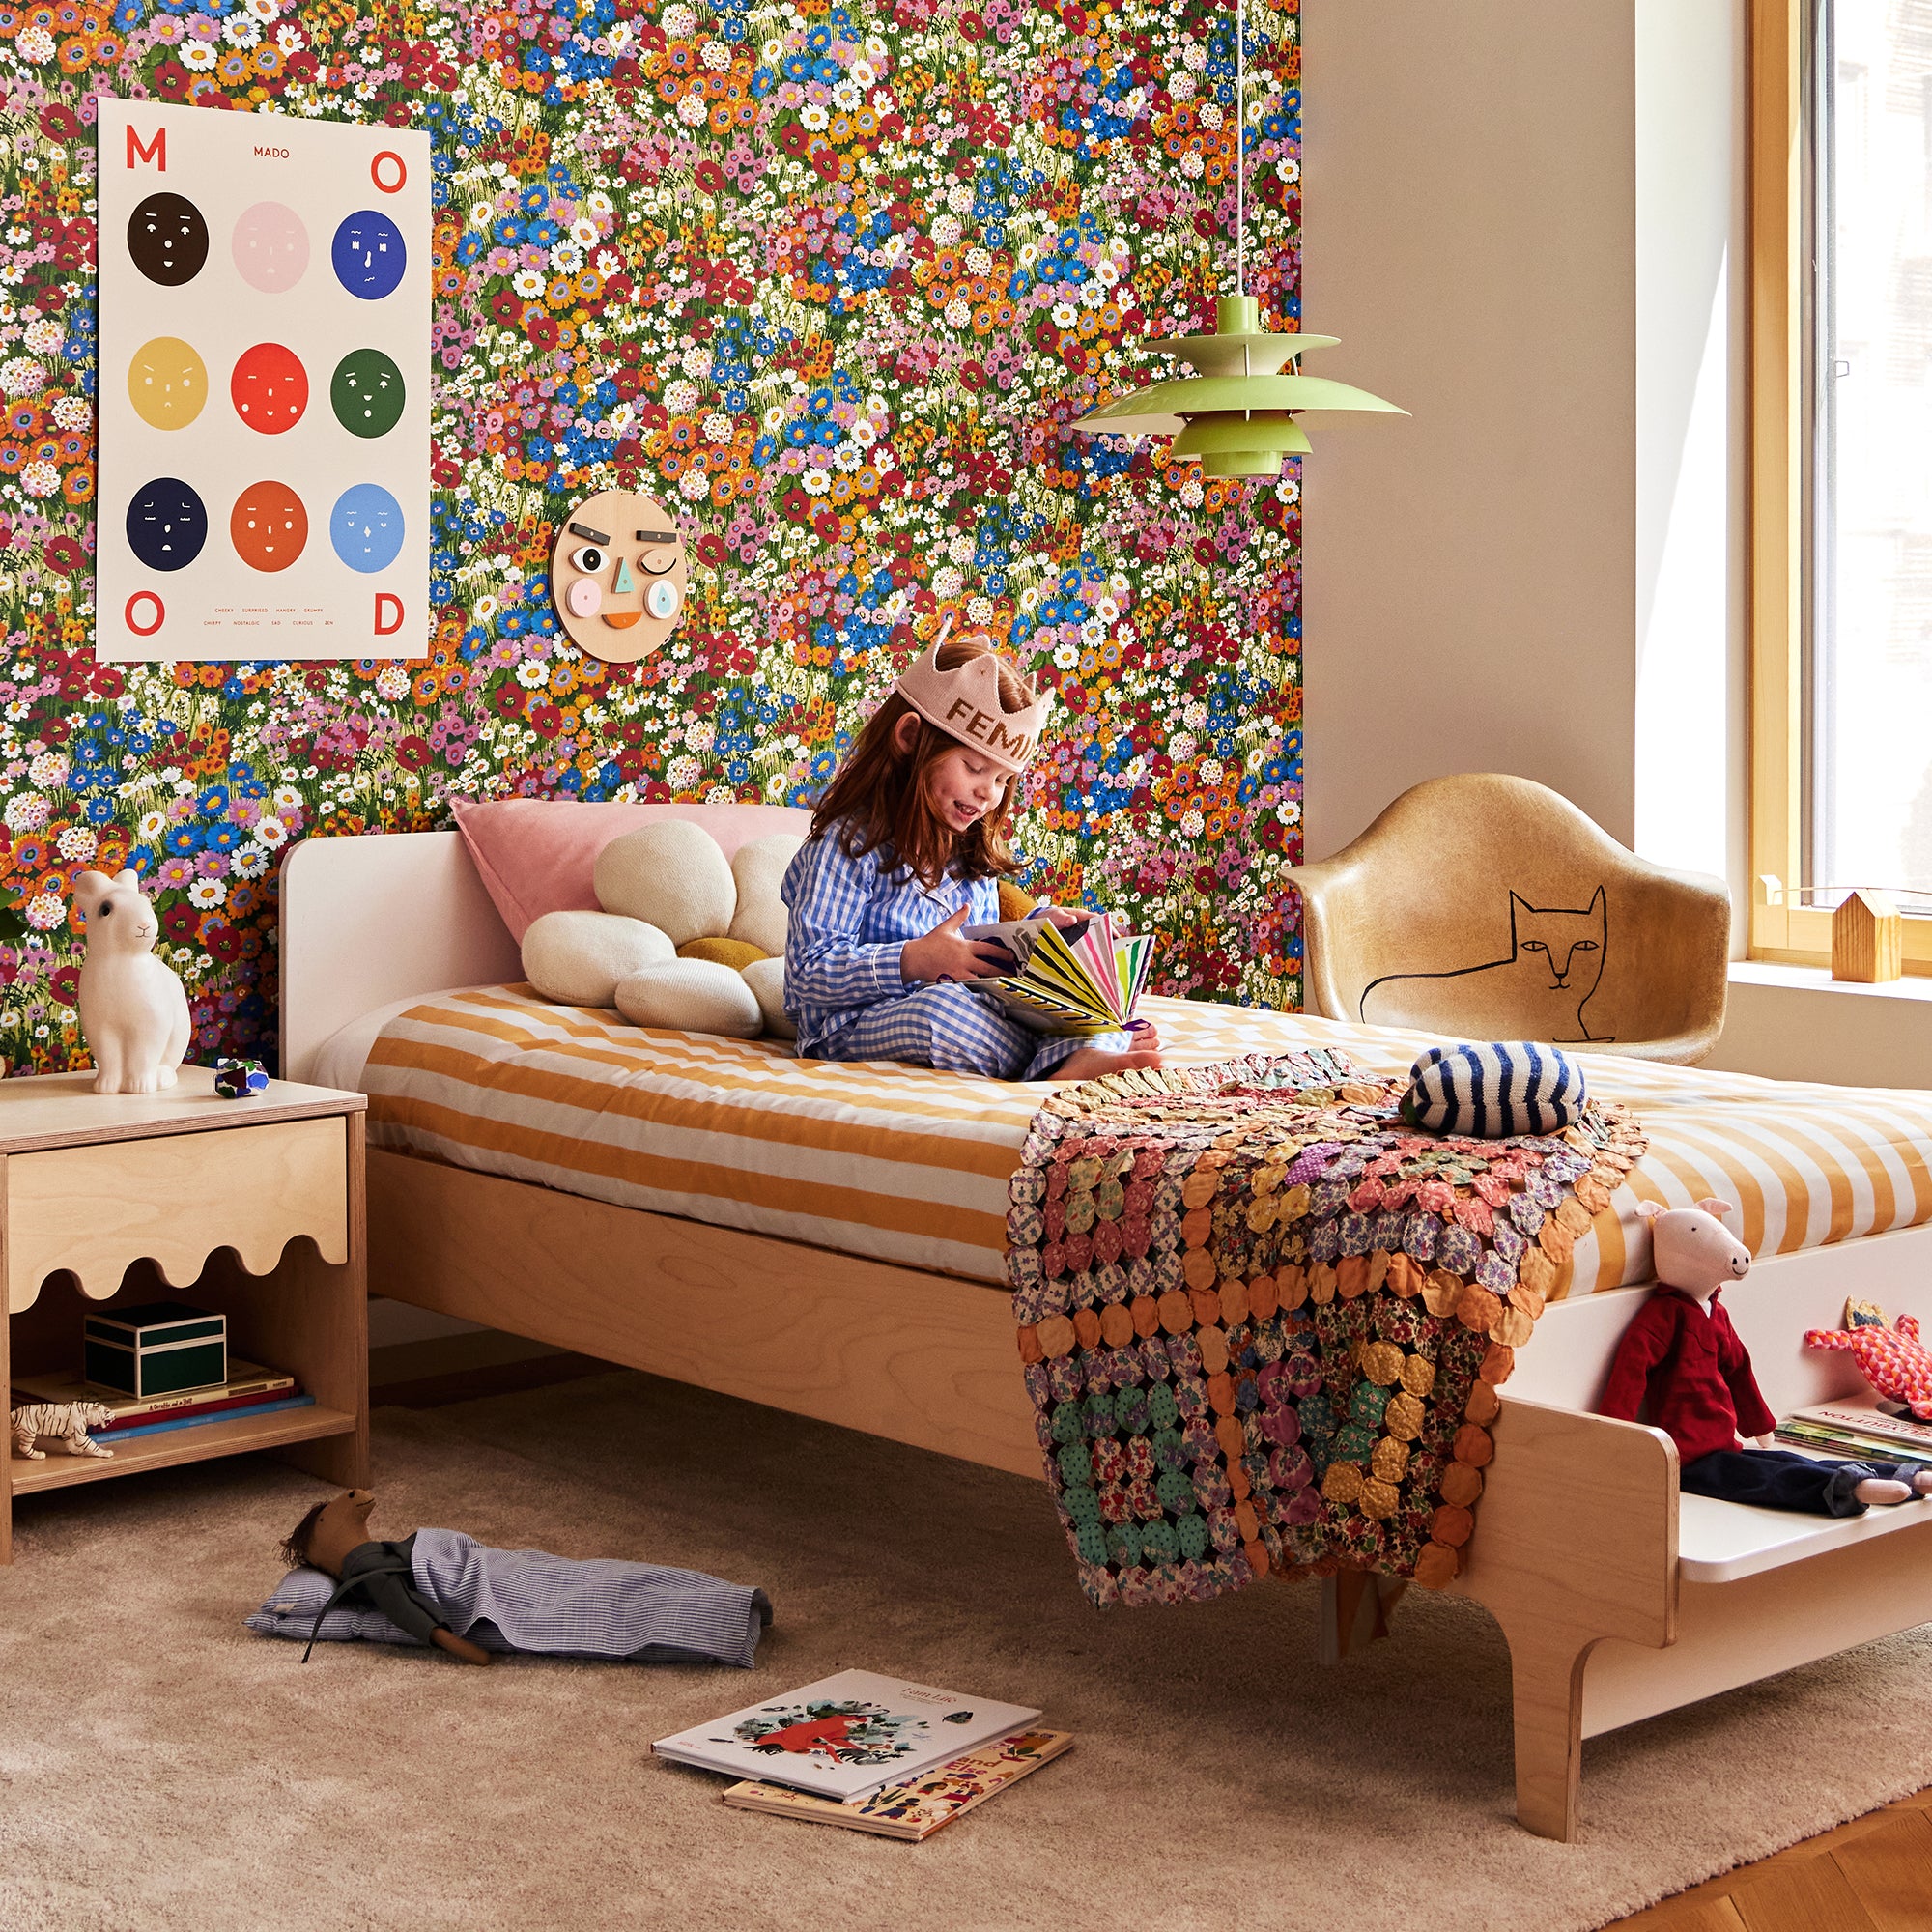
top-left (1599, 1199), bottom-right (1932, 1515)
top-left (73, 868), bottom-right (190, 1094)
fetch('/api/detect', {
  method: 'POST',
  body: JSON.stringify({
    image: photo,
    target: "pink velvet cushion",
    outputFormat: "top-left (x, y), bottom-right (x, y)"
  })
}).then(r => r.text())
top-left (452, 797), bottom-right (814, 942)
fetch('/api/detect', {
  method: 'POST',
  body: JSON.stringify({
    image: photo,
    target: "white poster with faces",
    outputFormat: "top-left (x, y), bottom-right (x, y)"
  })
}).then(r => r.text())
top-left (95, 99), bottom-right (429, 662)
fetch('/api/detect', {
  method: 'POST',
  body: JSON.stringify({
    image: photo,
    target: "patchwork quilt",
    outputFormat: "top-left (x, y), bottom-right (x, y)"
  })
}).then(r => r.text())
top-left (1008, 1050), bottom-right (1648, 1606)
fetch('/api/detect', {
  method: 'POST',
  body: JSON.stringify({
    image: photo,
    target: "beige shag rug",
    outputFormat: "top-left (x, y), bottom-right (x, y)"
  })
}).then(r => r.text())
top-left (1, 1369), bottom-right (1929, 1932)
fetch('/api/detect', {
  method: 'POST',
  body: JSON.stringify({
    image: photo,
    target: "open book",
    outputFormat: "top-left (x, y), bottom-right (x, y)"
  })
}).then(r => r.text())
top-left (962, 908), bottom-right (1153, 1037)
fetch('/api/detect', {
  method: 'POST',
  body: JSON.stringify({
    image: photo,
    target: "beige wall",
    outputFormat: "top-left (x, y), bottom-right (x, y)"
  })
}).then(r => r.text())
top-left (1299, 1), bottom-right (1638, 857)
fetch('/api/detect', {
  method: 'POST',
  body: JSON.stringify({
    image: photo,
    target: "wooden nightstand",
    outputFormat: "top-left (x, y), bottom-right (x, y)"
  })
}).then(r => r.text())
top-left (0, 1066), bottom-right (369, 1561)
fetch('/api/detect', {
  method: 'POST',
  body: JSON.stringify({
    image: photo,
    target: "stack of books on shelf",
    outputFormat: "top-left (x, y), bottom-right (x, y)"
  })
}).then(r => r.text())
top-left (1775, 1393), bottom-right (1932, 1468)
top-left (653, 1668), bottom-right (1070, 1842)
top-left (11, 1358), bottom-right (312, 1446)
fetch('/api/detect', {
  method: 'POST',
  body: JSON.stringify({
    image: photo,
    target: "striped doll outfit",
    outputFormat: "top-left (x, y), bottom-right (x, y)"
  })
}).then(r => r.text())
top-left (780, 832), bottom-right (1130, 1080)
top-left (1401, 1040), bottom-right (1588, 1138)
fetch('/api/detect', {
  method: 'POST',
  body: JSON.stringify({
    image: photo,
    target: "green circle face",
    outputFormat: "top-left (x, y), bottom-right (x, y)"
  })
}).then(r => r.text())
top-left (329, 348), bottom-right (405, 439)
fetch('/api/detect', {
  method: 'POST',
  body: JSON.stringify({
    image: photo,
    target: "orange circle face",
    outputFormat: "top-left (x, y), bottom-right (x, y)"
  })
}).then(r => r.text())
top-left (549, 489), bottom-right (688, 665)
top-left (230, 481), bottom-right (309, 572)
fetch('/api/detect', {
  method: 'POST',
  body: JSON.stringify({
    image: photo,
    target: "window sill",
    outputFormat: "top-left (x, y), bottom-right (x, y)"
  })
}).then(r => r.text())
top-left (1730, 959), bottom-right (1932, 1003)
top-left (1707, 961), bottom-right (1932, 1089)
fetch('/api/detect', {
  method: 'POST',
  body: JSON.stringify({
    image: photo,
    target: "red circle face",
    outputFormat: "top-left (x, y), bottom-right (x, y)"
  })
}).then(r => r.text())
top-left (230, 480), bottom-right (308, 572)
top-left (230, 342), bottom-right (308, 435)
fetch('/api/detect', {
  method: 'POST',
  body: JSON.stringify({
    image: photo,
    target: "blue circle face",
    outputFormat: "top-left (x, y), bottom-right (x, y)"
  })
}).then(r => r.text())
top-left (126, 477), bottom-right (208, 572)
top-left (331, 210), bottom-right (407, 300)
top-left (330, 483), bottom-right (405, 573)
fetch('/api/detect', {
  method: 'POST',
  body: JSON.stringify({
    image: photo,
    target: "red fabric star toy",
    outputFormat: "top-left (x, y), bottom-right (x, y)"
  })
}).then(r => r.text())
top-left (1804, 1299), bottom-right (1932, 1421)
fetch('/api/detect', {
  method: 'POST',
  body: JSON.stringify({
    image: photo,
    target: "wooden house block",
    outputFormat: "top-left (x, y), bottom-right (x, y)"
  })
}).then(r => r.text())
top-left (1832, 890), bottom-right (1903, 983)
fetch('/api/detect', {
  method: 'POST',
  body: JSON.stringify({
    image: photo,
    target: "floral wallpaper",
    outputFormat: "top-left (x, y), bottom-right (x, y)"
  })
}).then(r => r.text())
top-left (0, 0), bottom-right (1301, 1074)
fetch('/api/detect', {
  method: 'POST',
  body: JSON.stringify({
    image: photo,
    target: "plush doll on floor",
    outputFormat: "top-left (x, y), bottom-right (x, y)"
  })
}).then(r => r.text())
top-left (1599, 1200), bottom-right (1932, 1516)
top-left (253, 1489), bottom-right (773, 1667)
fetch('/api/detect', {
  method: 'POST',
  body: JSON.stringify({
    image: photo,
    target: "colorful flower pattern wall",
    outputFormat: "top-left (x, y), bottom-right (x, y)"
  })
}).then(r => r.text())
top-left (0, 0), bottom-right (1301, 1074)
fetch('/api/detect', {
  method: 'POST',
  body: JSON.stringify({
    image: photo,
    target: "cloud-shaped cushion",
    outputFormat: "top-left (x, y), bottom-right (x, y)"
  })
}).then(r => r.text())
top-left (594, 821), bottom-right (737, 948)
top-left (614, 959), bottom-right (763, 1039)
top-left (728, 834), bottom-right (803, 957)
top-left (523, 910), bottom-right (674, 1008)
top-left (741, 957), bottom-right (795, 1040)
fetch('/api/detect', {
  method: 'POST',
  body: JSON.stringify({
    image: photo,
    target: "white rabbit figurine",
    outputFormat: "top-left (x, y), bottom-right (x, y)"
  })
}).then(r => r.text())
top-left (73, 868), bottom-right (190, 1094)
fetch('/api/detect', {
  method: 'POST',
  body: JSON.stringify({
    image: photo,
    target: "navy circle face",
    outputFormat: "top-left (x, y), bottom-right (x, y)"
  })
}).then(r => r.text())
top-left (126, 477), bottom-right (209, 572)
top-left (331, 211), bottom-right (407, 300)
top-left (128, 193), bottom-right (210, 287)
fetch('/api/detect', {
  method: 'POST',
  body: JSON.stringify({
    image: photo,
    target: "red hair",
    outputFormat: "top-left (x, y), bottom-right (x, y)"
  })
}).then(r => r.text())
top-left (810, 635), bottom-right (1037, 888)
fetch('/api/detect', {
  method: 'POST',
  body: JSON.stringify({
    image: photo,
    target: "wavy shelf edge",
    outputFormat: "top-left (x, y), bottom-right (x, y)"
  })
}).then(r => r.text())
top-left (10, 1225), bottom-right (351, 1313)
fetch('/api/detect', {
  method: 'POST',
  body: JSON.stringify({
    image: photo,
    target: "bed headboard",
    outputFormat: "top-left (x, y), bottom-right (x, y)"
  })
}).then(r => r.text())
top-left (279, 831), bottom-right (523, 1084)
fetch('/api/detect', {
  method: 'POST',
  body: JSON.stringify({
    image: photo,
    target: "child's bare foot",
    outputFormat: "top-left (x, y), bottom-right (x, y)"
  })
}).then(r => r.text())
top-left (1855, 1477), bottom-right (1915, 1506)
top-left (1053, 1043), bottom-right (1167, 1082)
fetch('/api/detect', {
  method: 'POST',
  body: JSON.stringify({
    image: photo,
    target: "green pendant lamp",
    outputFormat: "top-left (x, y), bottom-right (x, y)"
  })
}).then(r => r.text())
top-left (1072, 0), bottom-right (1404, 478)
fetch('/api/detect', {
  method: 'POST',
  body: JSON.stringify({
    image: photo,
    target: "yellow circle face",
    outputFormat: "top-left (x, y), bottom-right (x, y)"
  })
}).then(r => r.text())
top-left (549, 488), bottom-right (689, 665)
top-left (128, 336), bottom-right (209, 431)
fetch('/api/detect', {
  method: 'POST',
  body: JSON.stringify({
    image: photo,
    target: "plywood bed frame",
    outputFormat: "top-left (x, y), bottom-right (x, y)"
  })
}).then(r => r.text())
top-left (282, 827), bottom-right (1932, 1842)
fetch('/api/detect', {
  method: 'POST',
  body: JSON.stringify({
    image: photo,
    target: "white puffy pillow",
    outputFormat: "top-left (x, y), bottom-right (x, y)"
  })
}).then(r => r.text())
top-left (614, 960), bottom-right (763, 1039)
top-left (741, 956), bottom-right (795, 1041)
top-left (728, 835), bottom-right (803, 958)
top-left (523, 911), bottom-right (674, 1008)
top-left (594, 820), bottom-right (737, 947)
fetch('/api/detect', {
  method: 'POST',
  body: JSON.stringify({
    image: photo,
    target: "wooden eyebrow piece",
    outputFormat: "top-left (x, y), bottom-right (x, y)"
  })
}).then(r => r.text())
top-left (567, 522), bottom-right (611, 544)
top-left (634, 528), bottom-right (678, 542)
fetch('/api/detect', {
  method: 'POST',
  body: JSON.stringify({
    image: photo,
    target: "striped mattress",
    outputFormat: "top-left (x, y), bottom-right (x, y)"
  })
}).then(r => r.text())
top-left (340, 984), bottom-right (1932, 1294)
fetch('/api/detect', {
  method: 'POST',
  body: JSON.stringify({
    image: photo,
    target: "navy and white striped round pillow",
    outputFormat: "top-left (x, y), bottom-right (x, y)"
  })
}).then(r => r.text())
top-left (1400, 1042), bottom-right (1587, 1139)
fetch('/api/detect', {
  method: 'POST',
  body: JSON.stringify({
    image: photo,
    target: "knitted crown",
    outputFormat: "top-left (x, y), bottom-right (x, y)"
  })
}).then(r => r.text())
top-left (892, 632), bottom-right (1051, 773)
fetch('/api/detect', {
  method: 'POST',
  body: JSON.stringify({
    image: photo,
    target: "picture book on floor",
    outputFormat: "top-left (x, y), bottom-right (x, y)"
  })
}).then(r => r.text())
top-left (722, 1728), bottom-right (1072, 1840)
top-left (961, 908), bottom-right (1153, 1037)
top-left (652, 1669), bottom-right (1042, 1802)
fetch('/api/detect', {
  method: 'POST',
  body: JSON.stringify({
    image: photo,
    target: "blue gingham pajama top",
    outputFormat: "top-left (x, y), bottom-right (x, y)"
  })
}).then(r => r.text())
top-left (779, 830), bottom-right (1129, 1080)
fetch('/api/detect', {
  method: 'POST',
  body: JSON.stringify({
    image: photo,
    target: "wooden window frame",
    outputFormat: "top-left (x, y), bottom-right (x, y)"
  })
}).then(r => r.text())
top-left (1750, 0), bottom-right (1932, 971)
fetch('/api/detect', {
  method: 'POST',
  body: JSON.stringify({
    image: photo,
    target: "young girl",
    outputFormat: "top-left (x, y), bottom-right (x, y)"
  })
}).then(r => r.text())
top-left (781, 631), bottom-right (1165, 1083)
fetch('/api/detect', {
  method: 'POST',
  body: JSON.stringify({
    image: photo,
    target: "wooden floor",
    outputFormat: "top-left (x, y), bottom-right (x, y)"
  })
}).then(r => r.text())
top-left (1610, 1790), bottom-right (1932, 1930)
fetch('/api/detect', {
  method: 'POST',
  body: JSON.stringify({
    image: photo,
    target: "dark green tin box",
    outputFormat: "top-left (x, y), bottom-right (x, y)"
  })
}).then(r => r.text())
top-left (83, 1301), bottom-right (227, 1399)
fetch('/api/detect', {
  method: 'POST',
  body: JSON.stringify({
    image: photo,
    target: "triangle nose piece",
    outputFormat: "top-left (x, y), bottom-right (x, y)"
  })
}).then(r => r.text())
top-left (612, 556), bottom-right (635, 595)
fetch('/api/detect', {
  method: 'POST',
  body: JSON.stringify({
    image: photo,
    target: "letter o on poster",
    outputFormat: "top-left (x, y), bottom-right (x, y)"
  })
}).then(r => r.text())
top-left (124, 591), bottom-right (164, 638)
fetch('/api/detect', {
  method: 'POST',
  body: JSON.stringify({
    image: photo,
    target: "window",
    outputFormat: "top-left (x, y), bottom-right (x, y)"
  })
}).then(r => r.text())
top-left (1752, 0), bottom-right (1932, 964)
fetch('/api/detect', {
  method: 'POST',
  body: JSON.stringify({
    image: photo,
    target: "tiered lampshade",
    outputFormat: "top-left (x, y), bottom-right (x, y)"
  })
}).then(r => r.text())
top-left (1072, 295), bottom-right (1406, 478)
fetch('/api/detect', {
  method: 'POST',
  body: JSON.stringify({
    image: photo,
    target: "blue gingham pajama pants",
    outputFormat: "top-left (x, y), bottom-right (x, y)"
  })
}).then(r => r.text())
top-left (814, 983), bottom-right (1130, 1081)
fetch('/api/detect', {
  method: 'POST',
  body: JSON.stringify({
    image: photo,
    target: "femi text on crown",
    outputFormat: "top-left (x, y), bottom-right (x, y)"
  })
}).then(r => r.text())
top-left (891, 634), bottom-right (1052, 774)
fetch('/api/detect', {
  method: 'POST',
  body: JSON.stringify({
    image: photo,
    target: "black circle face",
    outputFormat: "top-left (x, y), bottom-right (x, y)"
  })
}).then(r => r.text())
top-left (128, 193), bottom-right (210, 287)
top-left (126, 476), bottom-right (208, 571)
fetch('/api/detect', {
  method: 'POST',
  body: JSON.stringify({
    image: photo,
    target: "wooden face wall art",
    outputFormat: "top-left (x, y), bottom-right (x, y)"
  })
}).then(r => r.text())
top-left (550, 490), bottom-right (687, 664)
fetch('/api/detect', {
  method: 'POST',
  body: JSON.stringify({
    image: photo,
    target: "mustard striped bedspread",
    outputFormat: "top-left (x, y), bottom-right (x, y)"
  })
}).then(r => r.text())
top-left (354, 985), bottom-right (1932, 1293)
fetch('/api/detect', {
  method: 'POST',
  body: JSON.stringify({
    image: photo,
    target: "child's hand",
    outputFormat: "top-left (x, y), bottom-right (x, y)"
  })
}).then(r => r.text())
top-left (1041, 906), bottom-right (1087, 929)
top-left (903, 906), bottom-right (1015, 984)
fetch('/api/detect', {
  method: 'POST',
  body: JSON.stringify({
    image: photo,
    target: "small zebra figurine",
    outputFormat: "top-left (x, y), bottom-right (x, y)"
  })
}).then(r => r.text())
top-left (10, 1401), bottom-right (115, 1460)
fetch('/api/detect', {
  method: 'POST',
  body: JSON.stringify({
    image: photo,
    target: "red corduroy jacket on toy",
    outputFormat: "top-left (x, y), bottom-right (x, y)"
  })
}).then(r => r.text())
top-left (1598, 1288), bottom-right (1777, 1466)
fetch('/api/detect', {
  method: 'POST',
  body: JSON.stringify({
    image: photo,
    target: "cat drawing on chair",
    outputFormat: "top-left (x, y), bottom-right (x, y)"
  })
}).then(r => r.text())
top-left (1357, 887), bottom-right (1612, 1043)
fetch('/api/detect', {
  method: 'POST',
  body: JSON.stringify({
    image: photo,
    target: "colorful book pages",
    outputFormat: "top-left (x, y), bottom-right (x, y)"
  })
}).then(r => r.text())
top-left (980, 913), bottom-right (1151, 1036)
top-left (720, 1729), bottom-right (1072, 1840)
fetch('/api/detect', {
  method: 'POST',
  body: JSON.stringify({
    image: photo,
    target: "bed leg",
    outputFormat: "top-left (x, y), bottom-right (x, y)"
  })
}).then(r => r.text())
top-left (1503, 1624), bottom-right (1594, 1842)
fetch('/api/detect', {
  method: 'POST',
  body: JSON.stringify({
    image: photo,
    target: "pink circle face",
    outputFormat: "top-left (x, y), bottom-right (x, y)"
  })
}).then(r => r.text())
top-left (565, 576), bottom-right (602, 618)
top-left (231, 202), bottom-right (310, 294)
